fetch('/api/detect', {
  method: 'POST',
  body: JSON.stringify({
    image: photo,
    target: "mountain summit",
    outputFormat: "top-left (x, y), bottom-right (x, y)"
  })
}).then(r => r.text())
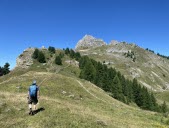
top-left (75, 35), bottom-right (106, 50)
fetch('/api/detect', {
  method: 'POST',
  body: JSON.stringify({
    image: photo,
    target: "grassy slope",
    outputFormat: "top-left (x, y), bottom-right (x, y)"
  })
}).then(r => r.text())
top-left (78, 44), bottom-right (169, 91)
top-left (0, 67), bottom-right (169, 128)
top-left (78, 45), bottom-right (169, 115)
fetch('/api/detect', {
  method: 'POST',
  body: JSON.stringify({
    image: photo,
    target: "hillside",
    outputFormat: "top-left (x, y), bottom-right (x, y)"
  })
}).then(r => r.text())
top-left (0, 47), bottom-right (169, 127)
top-left (76, 36), bottom-right (169, 91)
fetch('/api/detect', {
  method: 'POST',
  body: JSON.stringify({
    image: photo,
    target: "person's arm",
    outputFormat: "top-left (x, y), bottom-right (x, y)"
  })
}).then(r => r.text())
top-left (37, 86), bottom-right (40, 99)
top-left (28, 90), bottom-right (30, 99)
top-left (37, 90), bottom-right (40, 99)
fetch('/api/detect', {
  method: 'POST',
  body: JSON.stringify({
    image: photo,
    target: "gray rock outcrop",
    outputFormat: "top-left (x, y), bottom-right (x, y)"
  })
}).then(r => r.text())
top-left (75, 35), bottom-right (106, 50)
top-left (109, 40), bottom-right (119, 45)
top-left (16, 48), bottom-right (34, 68)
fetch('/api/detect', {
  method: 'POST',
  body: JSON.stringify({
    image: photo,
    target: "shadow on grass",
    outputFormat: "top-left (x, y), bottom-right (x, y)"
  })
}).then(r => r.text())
top-left (33, 107), bottom-right (45, 115)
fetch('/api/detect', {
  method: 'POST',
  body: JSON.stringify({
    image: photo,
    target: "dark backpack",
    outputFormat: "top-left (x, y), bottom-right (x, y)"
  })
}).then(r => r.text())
top-left (29, 85), bottom-right (37, 97)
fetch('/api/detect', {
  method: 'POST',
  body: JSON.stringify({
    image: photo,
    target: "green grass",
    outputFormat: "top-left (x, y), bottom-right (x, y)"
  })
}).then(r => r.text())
top-left (0, 68), bottom-right (169, 128)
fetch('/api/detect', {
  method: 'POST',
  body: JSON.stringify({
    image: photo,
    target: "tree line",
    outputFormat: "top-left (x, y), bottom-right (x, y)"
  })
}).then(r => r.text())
top-left (32, 46), bottom-right (64, 65)
top-left (146, 48), bottom-right (169, 60)
top-left (0, 63), bottom-right (10, 76)
top-left (65, 48), bottom-right (167, 113)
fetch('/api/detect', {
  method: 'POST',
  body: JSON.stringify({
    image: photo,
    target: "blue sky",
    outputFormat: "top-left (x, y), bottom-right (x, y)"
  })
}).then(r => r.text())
top-left (0, 0), bottom-right (169, 69)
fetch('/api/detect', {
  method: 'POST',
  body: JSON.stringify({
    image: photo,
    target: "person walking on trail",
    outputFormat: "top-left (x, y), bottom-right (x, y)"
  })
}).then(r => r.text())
top-left (28, 80), bottom-right (40, 115)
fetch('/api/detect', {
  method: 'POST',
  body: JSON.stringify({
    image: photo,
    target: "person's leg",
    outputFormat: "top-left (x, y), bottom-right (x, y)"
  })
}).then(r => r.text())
top-left (29, 104), bottom-right (32, 110)
top-left (28, 97), bottom-right (33, 115)
top-left (33, 104), bottom-right (37, 110)
top-left (32, 98), bottom-right (38, 113)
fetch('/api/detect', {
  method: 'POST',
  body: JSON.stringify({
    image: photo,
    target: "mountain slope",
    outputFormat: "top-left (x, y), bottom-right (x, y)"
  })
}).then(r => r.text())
top-left (76, 40), bottom-right (169, 91)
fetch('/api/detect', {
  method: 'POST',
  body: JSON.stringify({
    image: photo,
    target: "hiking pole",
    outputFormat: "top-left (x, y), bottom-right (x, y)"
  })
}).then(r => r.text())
top-left (38, 77), bottom-right (48, 86)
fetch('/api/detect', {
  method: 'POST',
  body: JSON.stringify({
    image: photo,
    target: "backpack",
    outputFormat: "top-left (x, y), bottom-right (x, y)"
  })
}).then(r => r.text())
top-left (29, 85), bottom-right (37, 97)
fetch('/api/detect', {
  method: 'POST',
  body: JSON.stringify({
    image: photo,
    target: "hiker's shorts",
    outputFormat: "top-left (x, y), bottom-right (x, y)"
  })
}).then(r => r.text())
top-left (28, 96), bottom-right (38, 105)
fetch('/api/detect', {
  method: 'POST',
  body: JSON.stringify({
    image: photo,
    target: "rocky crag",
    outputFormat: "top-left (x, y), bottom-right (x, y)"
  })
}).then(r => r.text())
top-left (75, 35), bottom-right (106, 50)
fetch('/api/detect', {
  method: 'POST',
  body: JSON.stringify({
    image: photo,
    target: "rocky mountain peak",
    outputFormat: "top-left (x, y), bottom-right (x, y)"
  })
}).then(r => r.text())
top-left (83, 34), bottom-right (95, 40)
top-left (75, 35), bottom-right (106, 50)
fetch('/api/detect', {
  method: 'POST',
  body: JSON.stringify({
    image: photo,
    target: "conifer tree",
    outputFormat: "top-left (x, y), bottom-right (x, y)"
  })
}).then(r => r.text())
top-left (79, 56), bottom-right (89, 69)
top-left (101, 65), bottom-right (110, 91)
top-left (48, 46), bottom-right (55, 54)
top-left (132, 79), bottom-right (142, 106)
top-left (150, 93), bottom-right (158, 111)
top-left (94, 62), bottom-right (104, 87)
top-left (55, 56), bottom-right (62, 65)
top-left (75, 52), bottom-right (81, 60)
top-left (38, 51), bottom-right (46, 63)
top-left (70, 49), bottom-right (75, 58)
top-left (3, 63), bottom-right (10, 75)
top-left (80, 59), bottom-right (96, 82)
top-left (111, 75), bottom-right (123, 101)
top-left (59, 52), bottom-right (64, 58)
top-left (141, 87), bottom-right (151, 110)
top-left (108, 68), bottom-right (116, 80)
top-left (126, 80), bottom-right (134, 103)
top-left (0, 66), bottom-right (3, 76)
top-left (65, 48), bottom-right (70, 55)
top-left (32, 48), bottom-right (39, 59)
top-left (161, 101), bottom-right (168, 113)
top-left (121, 75), bottom-right (127, 95)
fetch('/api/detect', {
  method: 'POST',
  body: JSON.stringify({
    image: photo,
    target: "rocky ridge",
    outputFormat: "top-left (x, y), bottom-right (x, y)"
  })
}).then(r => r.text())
top-left (76, 35), bottom-right (169, 91)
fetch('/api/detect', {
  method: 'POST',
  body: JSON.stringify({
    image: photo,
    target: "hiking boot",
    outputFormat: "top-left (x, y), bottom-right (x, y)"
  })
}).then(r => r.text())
top-left (29, 110), bottom-right (32, 115)
top-left (31, 110), bottom-right (34, 115)
top-left (29, 108), bottom-right (33, 115)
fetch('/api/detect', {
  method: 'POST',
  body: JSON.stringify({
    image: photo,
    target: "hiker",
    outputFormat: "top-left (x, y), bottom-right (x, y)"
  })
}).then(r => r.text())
top-left (28, 80), bottom-right (40, 115)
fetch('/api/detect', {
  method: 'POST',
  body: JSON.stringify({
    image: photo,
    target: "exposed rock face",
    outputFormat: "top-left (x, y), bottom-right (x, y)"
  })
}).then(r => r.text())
top-left (75, 35), bottom-right (106, 50)
top-left (109, 40), bottom-right (119, 45)
top-left (16, 48), bottom-right (34, 68)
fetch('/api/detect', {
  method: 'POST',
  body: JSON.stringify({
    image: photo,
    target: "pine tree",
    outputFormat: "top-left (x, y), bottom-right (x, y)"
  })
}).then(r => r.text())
top-left (0, 66), bottom-right (3, 76)
top-left (108, 68), bottom-right (116, 80)
top-left (55, 56), bottom-right (62, 65)
top-left (80, 59), bottom-right (96, 82)
top-left (126, 80), bottom-right (134, 103)
top-left (38, 51), bottom-right (46, 63)
top-left (75, 52), bottom-right (81, 61)
top-left (59, 52), bottom-right (64, 58)
top-left (150, 93), bottom-right (158, 111)
top-left (48, 46), bottom-right (55, 54)
top-left (121, 75), bottom-right (127, 96)
top-left (94, 62), bottom-right (104, 88)
top-left (3, 63), bottom-right (10, 75)
top-left (101, 65), bottom-right (110, 91)
top-left (65, 48), bottom-right (70, 55)
top-left (70, 49), bottom-right (75, 58)
top-left (132, 78), bottom-right (142, 106)
top-left (111, 75), bottom-right (124, 101)
top-left (141, 87), bottom-right (151, 110)
top-left (161, 101), bottom-right (168, 113)
top-left (32, 48), bottom-right (39, 59)
top-left (79, 56), bottom-right (89, 69)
